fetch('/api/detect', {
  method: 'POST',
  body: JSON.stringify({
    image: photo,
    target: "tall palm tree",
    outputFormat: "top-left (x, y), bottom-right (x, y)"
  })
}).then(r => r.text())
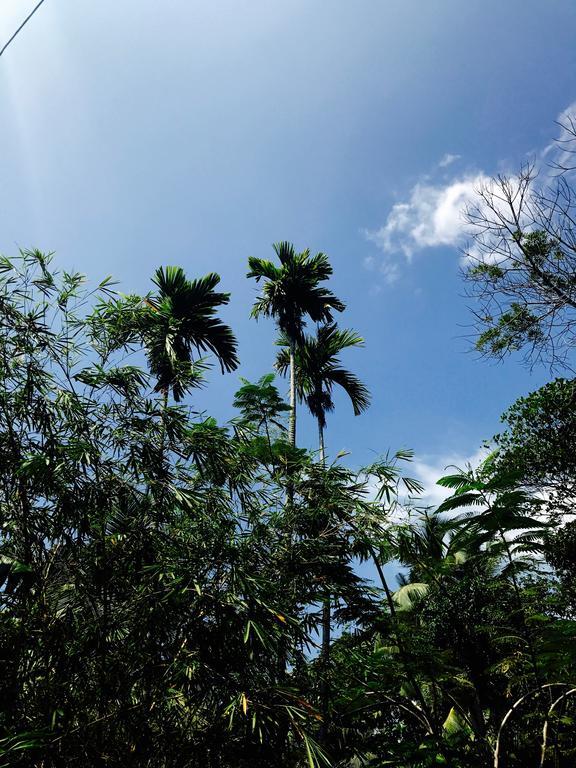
top-left (143, 266), bottom-right (239, 404)
top-left (275, 323), bottom-right (370, 462)
top-left (247, 242), bottom-right (345, 447)
top-left (277, 322), bottom-right (370, 744)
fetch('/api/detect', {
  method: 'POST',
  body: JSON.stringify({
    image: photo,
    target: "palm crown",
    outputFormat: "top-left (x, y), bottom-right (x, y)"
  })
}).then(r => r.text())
top-left (248, 242), bottom-right (345, 446)
top-left (275, 323), bottom-right (370, 429)
top-left (247, 242), bottom-right (345, 342)
top-left (143, 266), bottom-right (239, 402)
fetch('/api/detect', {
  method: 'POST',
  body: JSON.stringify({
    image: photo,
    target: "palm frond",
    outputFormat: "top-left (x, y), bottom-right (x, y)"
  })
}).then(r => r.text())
top-left (144, 266), bottom-right (239, 398)
top-left (393, 582), bottom-right (430, 610)
top-left (326, 367), bottom-right (371, 415)
top-left (247, 257), bottom-right (281, 283)
top-left (436, 492), bottom-right (485, 513)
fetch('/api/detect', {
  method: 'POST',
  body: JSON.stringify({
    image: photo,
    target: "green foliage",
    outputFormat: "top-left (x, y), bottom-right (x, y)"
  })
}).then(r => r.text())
top-left (93, 265), bottom-right (239, 402)
top-left (248, 242), bottom-right (345, 343)
top-left (275, 323), bottom-right (370, 430)
top-left (464, 163), bottom-right (576, 368)
top-left (0, 249), bottom-right (574, 768)
top-left (492, 378), bottom-right (576, 518)
top-left (233, 374), bottom-right (291, 434)
top-left (247, 241), bottom-right (346, 447)
top-left (0, 253), bottom-right (324, 767)
top-left (475, 303), bottom-right (544, 356)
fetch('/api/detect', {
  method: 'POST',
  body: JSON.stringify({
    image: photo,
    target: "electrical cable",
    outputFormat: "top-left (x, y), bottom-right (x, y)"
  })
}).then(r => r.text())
top-left (0, 0), bottom-right (48, 59)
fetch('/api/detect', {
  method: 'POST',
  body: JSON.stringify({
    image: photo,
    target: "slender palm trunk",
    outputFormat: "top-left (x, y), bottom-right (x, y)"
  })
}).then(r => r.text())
top-left (319, 595), bottom-right (331, 743)
top-left (160, 387), bottom-right (169, 451)
top-left (153, 387), bottom-right (170, 532)
top-left (318, 418), bottom-right (332, 745)
top-left (279, 338), bottom-right (297, 755)
top-left (289, 340), bottom-right (296, 447)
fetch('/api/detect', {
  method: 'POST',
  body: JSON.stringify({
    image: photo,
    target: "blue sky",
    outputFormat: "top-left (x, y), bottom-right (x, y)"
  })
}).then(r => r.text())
top-left (1, 0), bottom-right (575, 498)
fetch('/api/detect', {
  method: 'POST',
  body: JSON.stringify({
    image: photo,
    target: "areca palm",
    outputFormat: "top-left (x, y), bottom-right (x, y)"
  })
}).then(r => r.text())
top-left (143, 266), bottom-right (239, 403)
top-left (277, 322), bottom-right (370, 745)
top-left (247, 242), bottom-right (345, 446)
top-left (275, 323), bottom-right (370, 462)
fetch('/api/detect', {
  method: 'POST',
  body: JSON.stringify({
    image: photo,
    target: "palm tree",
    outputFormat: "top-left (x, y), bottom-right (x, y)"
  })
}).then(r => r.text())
top-left (277, 322), bottom-right (370, 745)
top-left (247, 242), bottom-right (345, 447)
top-left (143, 266), bottom-right (239, 404)
top-left (275, 323), bottom-right (370, 463)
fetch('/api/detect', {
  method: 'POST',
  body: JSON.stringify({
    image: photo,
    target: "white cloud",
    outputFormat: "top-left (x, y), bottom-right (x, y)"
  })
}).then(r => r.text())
top-left (379, 259), bottom-right (400, 285)
top-left (541, 100), bottom-right (576, 173)
top-left (368, 283), bottom-right (382, 296)
top-left (410, 447), bottom-right (488, 509)
top-left (438, 153), bottom-right (461, 169)
top-left (363, 100), bottom-right (576, 286)
top-left (365, 174), bottom-right (487, 262)
top-left (363, 251), bottom-right (400, 292)
top-left (364, 447), bottom-right (488, 525)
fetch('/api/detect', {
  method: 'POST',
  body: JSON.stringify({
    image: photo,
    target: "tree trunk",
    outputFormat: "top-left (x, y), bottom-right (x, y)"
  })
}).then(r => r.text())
top-left (279, 339), bottom-right (296, 756)
top-left (289, 340), bottom-right (296, 447)
top-left (318, 420), bottom-right (325, 465)
top-left (318, 419), bottom-right (331, 745)
top-left (319, 596), bottom-right (331, 745)
top-left (161, 387), bottom-right (169, 447)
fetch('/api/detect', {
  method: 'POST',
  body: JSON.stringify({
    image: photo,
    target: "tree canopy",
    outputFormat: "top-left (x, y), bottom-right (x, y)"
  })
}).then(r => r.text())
top-left (0, 247), bottom-right (575, 768)
top-left (463, 159), bottom-right (576, 370)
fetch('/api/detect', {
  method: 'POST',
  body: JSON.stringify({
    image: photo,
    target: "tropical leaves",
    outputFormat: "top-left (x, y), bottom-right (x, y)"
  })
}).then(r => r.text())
top-left (435, 464), bottom-right (550, 560)
top-left (275, 323), bottom-right (370, 430)
top-left (233, 374), bottom-right (291, 434)
top-left (0, 250), bottom-right (575, 768)
top-left (143, 266), bottom-right (239, 401)
top-left (248, 242), bottom-right (345, 342)
top-left (248, 242), bottom-right (345, 446)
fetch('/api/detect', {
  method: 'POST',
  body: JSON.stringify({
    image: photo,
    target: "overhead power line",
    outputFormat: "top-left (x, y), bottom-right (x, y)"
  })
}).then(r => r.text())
top-left (0, 0), bottom-right (47, 59)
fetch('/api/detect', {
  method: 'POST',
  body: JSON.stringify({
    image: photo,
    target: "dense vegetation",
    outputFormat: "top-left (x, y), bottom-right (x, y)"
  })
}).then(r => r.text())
top-left (1, 180), bottom-right (576, 767)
